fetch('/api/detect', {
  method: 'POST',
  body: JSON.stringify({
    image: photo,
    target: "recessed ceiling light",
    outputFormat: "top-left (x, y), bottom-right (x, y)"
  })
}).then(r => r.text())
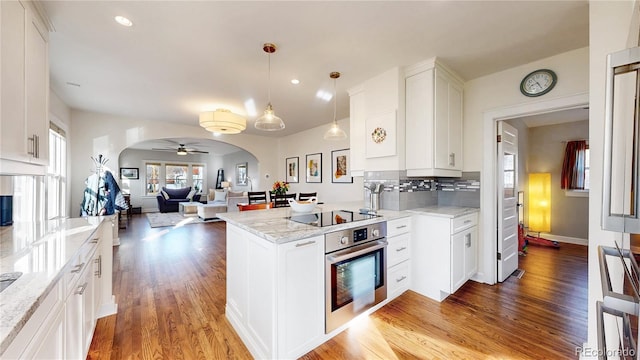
top-left (291, 79), bottom-right (300, 85)
top-left (115, 16), bottom-right (133, 27)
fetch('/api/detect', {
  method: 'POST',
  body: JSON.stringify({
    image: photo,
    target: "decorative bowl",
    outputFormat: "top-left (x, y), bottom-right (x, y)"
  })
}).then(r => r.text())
top-left (287, 197), bottom-right (318, 213)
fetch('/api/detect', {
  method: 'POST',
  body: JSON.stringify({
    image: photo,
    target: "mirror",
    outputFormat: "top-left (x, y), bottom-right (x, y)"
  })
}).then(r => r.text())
top-left (236, 162), bottom-right (248, 186)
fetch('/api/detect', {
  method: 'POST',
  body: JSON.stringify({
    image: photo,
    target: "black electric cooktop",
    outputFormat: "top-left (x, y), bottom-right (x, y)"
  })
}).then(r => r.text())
top-left (287, 210), bottom-right (380, 227)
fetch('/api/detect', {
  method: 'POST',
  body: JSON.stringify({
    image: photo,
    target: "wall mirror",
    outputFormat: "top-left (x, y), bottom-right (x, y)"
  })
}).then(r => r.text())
top-left (236, 162), bottom-right (248, 186)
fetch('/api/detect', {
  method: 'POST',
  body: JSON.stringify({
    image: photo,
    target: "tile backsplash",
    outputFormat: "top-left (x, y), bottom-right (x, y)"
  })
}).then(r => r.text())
top-left (364, 170), bottom-right (480, 210)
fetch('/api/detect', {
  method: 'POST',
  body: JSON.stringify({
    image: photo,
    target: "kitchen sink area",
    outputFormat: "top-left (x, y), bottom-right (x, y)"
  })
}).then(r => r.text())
top-left (0, 272), bottom-right (22, 293)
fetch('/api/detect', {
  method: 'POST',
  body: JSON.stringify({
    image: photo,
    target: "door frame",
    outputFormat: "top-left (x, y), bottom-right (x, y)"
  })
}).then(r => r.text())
top-left (480, 92), bottom-right (589, 285)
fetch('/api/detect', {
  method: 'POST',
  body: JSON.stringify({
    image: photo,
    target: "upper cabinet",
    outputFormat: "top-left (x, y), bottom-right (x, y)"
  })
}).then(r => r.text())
top-left (1, 0), bottom-right (50, 175)
top-left (405, 59), bottom-right (464, 177)
top-left (348, 85), bottom-right (366, 177)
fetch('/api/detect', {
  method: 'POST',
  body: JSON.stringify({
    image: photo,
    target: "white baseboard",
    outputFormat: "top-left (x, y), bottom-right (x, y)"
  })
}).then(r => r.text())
top-left (536, 233), bottom-right (588, 246)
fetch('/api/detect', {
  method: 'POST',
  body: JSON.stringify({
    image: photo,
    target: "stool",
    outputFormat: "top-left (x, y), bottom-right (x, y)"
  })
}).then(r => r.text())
top-left (197, 203), bottom-right (227, 220)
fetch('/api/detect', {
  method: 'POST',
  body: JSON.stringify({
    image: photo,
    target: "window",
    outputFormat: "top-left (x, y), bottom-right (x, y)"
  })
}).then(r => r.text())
top-left (561, 140), bottom-right (589, 195)
top-left (47, 125), bottom-right (66, 219)
top-left (144, 161), bottom-right (205, 195)
top-left (146, 163), bottom-right (160, 196)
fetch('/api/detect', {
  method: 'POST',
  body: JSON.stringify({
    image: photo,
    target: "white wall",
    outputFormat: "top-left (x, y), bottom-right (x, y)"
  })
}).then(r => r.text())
top-left (277, 117), bottom-right (364, 204)
top-left (68, 109), bottom-right (278, 216)
top-left (221, 151), bottom-right (260, 193)
top-left (587, 0), bottom-right (639, 351)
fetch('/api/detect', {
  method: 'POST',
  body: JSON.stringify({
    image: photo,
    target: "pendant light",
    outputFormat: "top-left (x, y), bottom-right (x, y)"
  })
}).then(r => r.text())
top-left (199, 109), bottom-right (246, 134)
top-left (324, 71), bottom-right (347, 140)
top-left (255, 43), bottom-right (285, 131)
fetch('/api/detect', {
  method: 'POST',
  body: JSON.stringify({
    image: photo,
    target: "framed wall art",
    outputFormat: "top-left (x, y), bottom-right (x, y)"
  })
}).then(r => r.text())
top-left (236, 162), bottom-right (248, 185)
top-left (305, 153), bottom-right (322, 183)
top-left (331, 149), bottom-right (352, 183)
top-left (120, 167), bottom-right (139, 179)
top-left (285, 157), bottom-right (299, 183)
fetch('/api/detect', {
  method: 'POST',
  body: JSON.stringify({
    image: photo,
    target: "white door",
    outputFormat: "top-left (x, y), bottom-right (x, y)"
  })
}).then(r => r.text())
top-left (497, 122), bottom-right (518, 282)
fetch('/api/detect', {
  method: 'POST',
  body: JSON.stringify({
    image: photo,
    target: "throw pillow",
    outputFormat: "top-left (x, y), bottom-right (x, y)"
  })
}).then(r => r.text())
top-left (214, 190), bottom-right (227, 203)
top-left (161, 190), bottom-right (170, 200)
top-left (187, 188), bottom-right (196, 201)
top-left (208, 188), bottom-right (216, 200)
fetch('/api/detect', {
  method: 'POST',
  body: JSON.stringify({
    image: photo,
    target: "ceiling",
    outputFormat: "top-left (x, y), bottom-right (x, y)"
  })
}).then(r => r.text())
top-left (519, 108), bottom-right (589, 128)
top-left (127, 138), bottom-right (245, 156)
top-left (43, 1), bottom-right (589, 138)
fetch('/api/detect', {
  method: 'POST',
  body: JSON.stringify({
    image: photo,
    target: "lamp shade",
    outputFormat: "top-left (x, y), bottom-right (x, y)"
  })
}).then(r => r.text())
top-left (323, 122), bottom-right (347, 140)
top-left (199, 109), bottom-right (246, 134)
top-left (528, 173), bottom-right (551, 232)
top-left (221, 181), bottom-right (230, 188)
top-left (255, 104), bottom-right (285, 131)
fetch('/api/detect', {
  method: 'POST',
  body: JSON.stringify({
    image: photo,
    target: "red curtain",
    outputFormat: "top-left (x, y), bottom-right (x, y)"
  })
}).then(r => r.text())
top-left (560, 140), bottom-right (587, 189)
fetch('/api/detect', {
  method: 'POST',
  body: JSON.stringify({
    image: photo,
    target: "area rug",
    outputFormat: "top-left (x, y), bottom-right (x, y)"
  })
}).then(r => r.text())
top-left (145, 213), bottom-right (219, 228)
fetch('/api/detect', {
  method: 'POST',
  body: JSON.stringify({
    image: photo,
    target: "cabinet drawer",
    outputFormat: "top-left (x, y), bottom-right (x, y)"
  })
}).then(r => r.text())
top-left (451, 213), bottom-right (477, 234)
top-left (387, 217), bottom-right (411, 237)
top-left (387, 233), bottom-right (410, 268)
top-left (388, 260), bottom-right (410, 299)
top-left (64, 240), bottom-right (99, 295)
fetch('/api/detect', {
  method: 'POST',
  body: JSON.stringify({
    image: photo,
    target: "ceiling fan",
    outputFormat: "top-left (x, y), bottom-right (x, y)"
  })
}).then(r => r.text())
top-left (151, 142), bottom-right (209, 155)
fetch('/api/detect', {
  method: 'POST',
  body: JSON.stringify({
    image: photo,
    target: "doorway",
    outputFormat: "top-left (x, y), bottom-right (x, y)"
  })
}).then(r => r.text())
top-left (481, 92), bottom-right (589, 285)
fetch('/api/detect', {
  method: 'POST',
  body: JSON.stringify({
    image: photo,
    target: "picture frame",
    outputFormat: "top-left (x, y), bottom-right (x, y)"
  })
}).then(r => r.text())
top-left (120, 167), bottom-right (139, 180)
top-left (236, 162), bottom-right (248, 186)
top-left (285, 157), bottom-right (299, 183)
top-left (305, 153), bottom-right (322, 183)
top-left (331, 149), bottom-right (353, 183)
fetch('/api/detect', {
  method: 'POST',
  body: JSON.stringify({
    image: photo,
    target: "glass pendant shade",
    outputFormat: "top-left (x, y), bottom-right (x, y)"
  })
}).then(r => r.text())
top-left (255, 103), bottom-right (285, 131)
top-left (199, 109), bottom-right (246, 134)
top-left (324, 71), bottom-right (347, 140)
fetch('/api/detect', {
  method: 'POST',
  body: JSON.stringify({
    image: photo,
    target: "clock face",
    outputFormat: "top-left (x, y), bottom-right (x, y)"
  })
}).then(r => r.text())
top-left (520, 69), bottom-right (557, 97)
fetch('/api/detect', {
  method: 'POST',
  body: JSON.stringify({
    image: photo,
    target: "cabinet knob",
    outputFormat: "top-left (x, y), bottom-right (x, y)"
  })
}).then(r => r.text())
top-left (339, 236), bottom-right (349, 245)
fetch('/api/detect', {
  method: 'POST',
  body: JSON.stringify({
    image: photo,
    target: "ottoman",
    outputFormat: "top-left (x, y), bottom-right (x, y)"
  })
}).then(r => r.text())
top-left (197, 203), bottom-right (227, 220)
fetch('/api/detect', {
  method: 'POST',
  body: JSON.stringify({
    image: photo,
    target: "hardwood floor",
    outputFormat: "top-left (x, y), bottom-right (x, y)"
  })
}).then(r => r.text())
top-left (89, 215), bottom-right (587, 359)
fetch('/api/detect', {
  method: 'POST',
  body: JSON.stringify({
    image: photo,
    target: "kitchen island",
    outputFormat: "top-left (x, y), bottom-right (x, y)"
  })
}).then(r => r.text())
top-left (217, 202), bottom-right (410, 359)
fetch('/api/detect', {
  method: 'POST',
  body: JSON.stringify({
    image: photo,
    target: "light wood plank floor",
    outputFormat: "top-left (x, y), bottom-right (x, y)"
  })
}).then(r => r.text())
top-left (88, 215), bottom-right (587, 359)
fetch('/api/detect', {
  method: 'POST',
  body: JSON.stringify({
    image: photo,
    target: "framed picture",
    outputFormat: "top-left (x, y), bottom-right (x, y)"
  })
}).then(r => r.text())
top-left (120, 167), bottom-right (139, 179)
top-left (331, 149), bottom-right (353, 183)
top-left (236, 162), bottom-right (248, 185)
top-left (285, 157), bottom-right (299, 183)
top-left (305, 153), bottom-right (322, 183)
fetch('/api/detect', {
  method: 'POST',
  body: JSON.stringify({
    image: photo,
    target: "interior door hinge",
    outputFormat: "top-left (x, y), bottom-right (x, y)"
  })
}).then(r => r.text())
top-left (497, 252), bottom-right (502, 260)
top-left (497, 135), bottom-right (502, 143)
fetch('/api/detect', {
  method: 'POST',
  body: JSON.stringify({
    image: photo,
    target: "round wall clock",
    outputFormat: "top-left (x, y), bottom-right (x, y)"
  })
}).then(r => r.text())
top-left (520, 69), bottom-right (557, 97)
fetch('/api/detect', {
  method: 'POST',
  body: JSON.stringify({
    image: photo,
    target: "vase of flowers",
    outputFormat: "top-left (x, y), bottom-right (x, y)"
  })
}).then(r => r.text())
top-left (272, 180), bottom-right (289, 195)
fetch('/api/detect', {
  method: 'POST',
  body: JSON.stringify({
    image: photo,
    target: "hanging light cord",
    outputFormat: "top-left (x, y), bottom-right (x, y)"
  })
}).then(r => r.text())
top-left (333, 77), bottom-right (337, 125)
top-left (267, 51), bottom-right (272, 105)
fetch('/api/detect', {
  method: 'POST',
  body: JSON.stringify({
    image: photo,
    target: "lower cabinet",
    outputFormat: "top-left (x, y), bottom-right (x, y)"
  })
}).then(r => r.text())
top-left (386, 217), bottom-right (412, 300)
top-left (412, 212), bottom-right (478, 302)
top-left (226, 223), bottom-right (324, 359)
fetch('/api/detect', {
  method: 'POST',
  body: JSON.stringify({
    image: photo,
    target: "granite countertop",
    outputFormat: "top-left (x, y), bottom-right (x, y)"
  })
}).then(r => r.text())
top-left (217, 201), bottom-right (412, 244)
top-left (407, 205), bottom-right (480, 218)
top-left (0, 216), bottom-right (108, 355)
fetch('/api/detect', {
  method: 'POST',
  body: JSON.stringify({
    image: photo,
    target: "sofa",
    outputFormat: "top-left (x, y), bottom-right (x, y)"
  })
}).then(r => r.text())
top-left (156, 187), bottom-right (201, 213)
top-left (198, 189), bottom-right (248, 220)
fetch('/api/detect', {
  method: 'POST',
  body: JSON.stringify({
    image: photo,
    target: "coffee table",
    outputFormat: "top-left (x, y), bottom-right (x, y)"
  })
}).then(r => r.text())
top-left (178, 202), bottom-right (199, 217)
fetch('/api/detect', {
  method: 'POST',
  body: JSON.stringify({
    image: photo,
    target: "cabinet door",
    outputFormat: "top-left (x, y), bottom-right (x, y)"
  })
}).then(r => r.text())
top-left (29, 306), bottom-right (65, 360)
top-left (465, 226), bottom-right (478, 279)
top-left (450, 230), bottom-right (466, 293)
top-left (65, 280), bottom-right (84, 359)
top-left (0, 0), bottom-right (27, 163)
top-left (405, 70), bottom-right (434, 171)
top-left (277, 236), bottom-right (324, 359)
top-left (82, 264), bottom-right (96, 355)
top-left (434, 69), bottom-right (450, 170)
top-left (349, 89), bottom-right (366, 176)
top-left (448, 80), bottom-right (463, 170)
top-left (226, 224), bottom-right (248, 323)
top-left (25, 9), bottom-right (48, 164)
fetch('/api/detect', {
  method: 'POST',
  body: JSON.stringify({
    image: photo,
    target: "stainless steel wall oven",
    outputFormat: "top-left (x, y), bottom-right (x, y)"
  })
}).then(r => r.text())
top-left (325, 221), bottom-right (387, 333)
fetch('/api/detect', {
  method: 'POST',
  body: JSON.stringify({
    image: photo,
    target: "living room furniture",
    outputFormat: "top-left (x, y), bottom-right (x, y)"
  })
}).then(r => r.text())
top-left (179, 202), bottom-right (199, 217)
top-left (273, 193), bottom-right (296, 207)
top-left (156, 187), bottom-right (201, 213)
top-left (197, 203), bottom-right (227, 220)
top-left (200, 190), bottom-right (249, 220)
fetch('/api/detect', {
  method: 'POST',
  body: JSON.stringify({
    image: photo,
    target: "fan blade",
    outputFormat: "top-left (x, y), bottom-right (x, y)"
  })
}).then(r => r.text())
top-left (151, 148), bottom-right (176, 151)
top-left (189, 150), bottom-right (209, 154)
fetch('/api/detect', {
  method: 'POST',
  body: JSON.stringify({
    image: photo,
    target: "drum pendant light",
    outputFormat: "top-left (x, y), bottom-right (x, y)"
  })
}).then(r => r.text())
top-left (324, 71), bottom-right (347, 140)
top-left (255, 43), bottom-right (285, 131)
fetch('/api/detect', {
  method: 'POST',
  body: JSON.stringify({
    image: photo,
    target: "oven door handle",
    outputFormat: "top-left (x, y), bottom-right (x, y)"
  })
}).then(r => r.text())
top-left (327, 240), bottom-right (388, 263)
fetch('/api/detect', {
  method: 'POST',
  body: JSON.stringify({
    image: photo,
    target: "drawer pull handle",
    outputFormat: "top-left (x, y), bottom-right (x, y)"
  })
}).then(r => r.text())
top-left (465, 233), bottom-right (471, 248)
top-left (395, 246), bottom-right (407, 252)
top-left (396, 225), bottom-right (407, 229)
top-left (75, 282), bottom-right (88, 295)
top-left (295, 240), bottom-right (316, 247)
top-left (70, 262), bottom-right (85, 273)
top-left (90, 238), bottom-right (99, 244)
top-left (396, 275), bottom-right (407, 283)
top-left (464, 220), bottom-right (472, 224)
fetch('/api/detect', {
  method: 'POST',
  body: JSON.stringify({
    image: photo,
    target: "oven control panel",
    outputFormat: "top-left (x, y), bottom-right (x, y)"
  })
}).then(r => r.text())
top-left (325, 221), bottom-right (387, 254)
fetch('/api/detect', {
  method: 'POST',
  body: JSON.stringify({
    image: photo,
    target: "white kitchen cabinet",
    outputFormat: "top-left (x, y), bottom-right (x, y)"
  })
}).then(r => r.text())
top-left (405, 58), bottom-right (464, 177)
top-left (348, 86), bottom-right (366, 176)
top-left (411, 212), bottom-right (478, 302)
top-left (386, 217), bottom-right (411, 300)
top-left (225, 223), bottom-right (324, 359)
top-left (0, 0), bottom-right (49, 175)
